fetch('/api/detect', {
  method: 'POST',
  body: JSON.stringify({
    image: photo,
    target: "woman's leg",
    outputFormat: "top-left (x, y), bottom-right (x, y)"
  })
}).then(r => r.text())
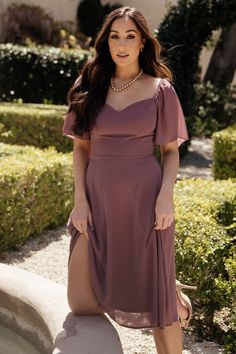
top-left (152, 321), bottom-right (183, 354)
top-left (67, 233), bottom-right (105, 316)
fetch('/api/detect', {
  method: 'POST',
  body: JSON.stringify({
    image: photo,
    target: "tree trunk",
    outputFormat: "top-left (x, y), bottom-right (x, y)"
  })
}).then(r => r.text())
top-left (204, 23), bottom-right (236, 85)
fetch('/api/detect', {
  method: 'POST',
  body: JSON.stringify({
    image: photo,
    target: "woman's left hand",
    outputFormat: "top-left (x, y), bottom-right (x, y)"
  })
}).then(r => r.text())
top-left (154, 191), bottom-right (175, 230)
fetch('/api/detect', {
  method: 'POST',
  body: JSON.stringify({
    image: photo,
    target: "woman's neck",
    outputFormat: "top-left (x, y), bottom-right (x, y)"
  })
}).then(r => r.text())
top-left (113, 65), bottom-right (141, 81)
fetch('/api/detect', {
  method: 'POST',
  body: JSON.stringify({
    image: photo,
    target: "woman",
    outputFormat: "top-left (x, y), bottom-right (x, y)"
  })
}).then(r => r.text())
top-left (62, 6), bottom-right (197, 354)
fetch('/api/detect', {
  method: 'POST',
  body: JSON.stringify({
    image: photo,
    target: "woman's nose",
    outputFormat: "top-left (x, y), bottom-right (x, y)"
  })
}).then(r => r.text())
top-left (117, 38), bottom-right (127, 48)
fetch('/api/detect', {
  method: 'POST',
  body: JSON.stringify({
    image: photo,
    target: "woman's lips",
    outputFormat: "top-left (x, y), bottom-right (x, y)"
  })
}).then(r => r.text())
top-left (117, 54), bottom-right (129, 59)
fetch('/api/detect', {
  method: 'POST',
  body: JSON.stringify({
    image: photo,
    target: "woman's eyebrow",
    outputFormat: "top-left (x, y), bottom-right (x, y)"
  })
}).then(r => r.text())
top-left (110, 29), bottom-right (137, 33)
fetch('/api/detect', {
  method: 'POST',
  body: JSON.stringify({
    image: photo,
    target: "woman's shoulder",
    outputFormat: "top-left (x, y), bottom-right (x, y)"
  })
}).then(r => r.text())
top-left (154, 77), bottom-right (176, 101)
top-left (140, 74), bottom-right (173, 93)
top-left (137, 74), bottom-right (165, 98)
top-left (141, 73), bottom-right (171, 83)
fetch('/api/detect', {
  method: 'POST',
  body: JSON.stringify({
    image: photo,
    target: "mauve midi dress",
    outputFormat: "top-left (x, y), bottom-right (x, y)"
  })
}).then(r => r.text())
top-left (62, 78), bottom-right (189, 329)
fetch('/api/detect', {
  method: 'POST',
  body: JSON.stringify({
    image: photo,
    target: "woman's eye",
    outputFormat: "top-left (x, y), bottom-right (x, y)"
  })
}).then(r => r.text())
top-left (110, 35), bottom-right (135, 39)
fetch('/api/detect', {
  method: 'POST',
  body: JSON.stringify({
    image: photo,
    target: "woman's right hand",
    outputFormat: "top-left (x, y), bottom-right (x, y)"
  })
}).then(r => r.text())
top-left (71, 199), bottom-right (94, 240)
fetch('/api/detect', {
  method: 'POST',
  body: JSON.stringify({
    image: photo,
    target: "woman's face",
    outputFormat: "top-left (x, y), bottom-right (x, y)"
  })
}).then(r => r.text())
top-left (108, 15), bottom-right (145, 68)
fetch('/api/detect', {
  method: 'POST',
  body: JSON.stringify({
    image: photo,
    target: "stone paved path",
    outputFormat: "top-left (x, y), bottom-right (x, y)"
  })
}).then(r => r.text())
top-left (178, 137), bottom-right (213, 180)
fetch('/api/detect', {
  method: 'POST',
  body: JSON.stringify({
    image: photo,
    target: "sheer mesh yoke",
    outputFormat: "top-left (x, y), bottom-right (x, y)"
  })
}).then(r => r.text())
top-left (63, 78), bottom-right (189, 329)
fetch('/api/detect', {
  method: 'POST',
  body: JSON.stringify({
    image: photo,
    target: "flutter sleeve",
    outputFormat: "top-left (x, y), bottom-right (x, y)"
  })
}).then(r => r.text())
top-left (154, 79), bottom-right (189, 147)
top-left (62, 109), bottom-right (91, 140)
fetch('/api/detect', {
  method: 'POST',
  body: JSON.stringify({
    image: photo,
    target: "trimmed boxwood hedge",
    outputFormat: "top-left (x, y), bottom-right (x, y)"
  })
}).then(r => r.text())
top-left (174, 178), bottom-right (236, 351)
top-left (0, 43), bottom-right (91, 104)
top-left (212, 124), bottom-right (236, 180)
top-left (0, 102), bottom-right (73, 153)
top-left (0, 143), bottom-right (74, 252)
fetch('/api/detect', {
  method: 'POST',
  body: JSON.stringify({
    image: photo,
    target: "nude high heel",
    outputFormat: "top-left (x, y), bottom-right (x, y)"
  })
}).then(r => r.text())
top-left (176, 279), bottom-right (197, 329)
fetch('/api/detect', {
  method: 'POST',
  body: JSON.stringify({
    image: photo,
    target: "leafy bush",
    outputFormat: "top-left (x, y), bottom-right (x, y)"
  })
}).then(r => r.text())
top-left (157, 0), bottom-right (236, 117)
top-left (0, 43), bottom-right (91, 104)
top-left (77, 0), bottom-right (104, 40)
top-left (103, 2), bottom-right (123, 16)
top-left (1, 3), bottom-right (93, 50)
top-left (77, 0), bottom-right (122, 45)
top-left (1, 3), bottom-right (62, 46)
top-left (212, 124), bottom-right (236, 179)
top-left (0, 102), bottom-right (73, 153)
top-left (0, 143), bottom-right (74, 252)
top-left (191, 81), bottom-right (236, 137)
top-left (174, 178), bottom-right (236, 352)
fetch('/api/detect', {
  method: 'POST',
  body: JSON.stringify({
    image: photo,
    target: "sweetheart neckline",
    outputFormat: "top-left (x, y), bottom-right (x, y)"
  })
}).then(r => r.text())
top-left (104, 78), bottom-right (162, 113)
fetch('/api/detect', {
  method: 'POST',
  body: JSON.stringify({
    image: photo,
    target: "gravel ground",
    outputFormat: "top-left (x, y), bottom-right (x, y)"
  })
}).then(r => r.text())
top-left (177, 137), bottom-right (213, 180)
top-left (0, 137), bottom-right (225, 353)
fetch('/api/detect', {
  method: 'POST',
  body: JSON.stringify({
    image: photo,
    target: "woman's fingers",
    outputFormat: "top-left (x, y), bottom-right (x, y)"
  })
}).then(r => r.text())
top-left (163, 218), bottom-right (172, 229)
top-left (72, 215), bottom-right (89, 240)
top-left (70, 204), bottom-right (94, 241)
top-left (81, 222), bottom-right (89, 240)
top-left (154, 214), bottom-right (174, 230)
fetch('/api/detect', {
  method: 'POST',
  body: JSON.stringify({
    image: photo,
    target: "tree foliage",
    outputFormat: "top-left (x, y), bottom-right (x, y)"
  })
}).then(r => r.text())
top-left (157, 0), bottom-right (236, 116)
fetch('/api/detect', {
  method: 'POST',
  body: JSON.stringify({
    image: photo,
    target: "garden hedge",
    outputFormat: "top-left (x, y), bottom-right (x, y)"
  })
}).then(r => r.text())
top-left (0, 143), bottom-right (74, 252)
top-left (0, 102), bottom-right (73, 153)
top-left (174, 178), bottom-right (236, 352)
top-left (157, 0), bottom-right (236, 117)
top-left (0, 43), bottom-right (91, 104)
top-left (212, 124), bottom-right (236, 179)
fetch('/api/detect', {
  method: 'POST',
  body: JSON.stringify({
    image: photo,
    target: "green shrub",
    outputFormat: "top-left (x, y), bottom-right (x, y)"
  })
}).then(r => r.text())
top-left (157, 0), bottom-right (236, 117)
top-left (0, 143), bottom-right (74, 252)
top-left (0, 43), bottom-right (91, 104)
top-left (0, 102), bottom-right (73, 153)
top-left (191, 81), bottom-right (236, 137)
top-left (174, 178), bottom-right (236, 351)
top-left (2, 4), bottom-right (60, 46)
top-left (77, 0), bottom-right (104, 40)
top-left (212, 124), bottom-right (236, 179)
top-left (77, 0), bottom-right (122, 45)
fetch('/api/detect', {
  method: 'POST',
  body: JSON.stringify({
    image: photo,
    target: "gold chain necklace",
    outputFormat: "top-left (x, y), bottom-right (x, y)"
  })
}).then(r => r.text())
top-left (110, 68), bottom-right (143, 92)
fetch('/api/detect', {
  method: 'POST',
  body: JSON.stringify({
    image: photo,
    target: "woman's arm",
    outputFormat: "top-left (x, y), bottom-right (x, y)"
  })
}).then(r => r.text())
top-left (159, 140), bottom-right (179, 194)
top-left (73, 139), bottom-right (90, 208)
top-left (71, 139), bottom-right (94, 239)
top-left (154, 140), bottom-right (179, 230)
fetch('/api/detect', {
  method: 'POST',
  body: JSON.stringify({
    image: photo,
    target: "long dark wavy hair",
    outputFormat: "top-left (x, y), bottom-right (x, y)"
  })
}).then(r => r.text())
top-left (67, 6), bottom-right (173, 137)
